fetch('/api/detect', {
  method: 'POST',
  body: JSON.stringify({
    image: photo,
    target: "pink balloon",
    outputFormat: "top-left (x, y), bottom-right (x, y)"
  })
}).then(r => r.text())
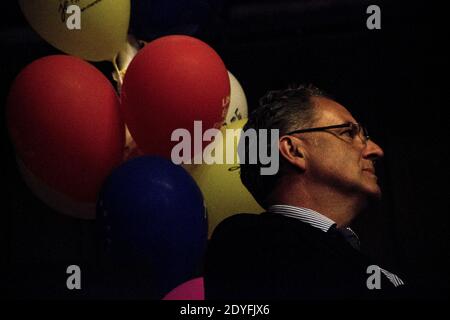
top-left (163, 277), bottom-right (205, 300)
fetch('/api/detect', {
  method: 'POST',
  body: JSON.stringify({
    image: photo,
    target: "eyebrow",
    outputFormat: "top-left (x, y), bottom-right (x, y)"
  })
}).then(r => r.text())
top-left (338, 121), bottom-right (354, 128)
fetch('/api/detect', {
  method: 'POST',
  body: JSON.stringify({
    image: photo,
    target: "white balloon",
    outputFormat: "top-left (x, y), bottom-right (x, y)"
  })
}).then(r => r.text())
top-left (16, 157), bottom-right (96, 219)
top-left (112, 35), bottom-right (144, 158)
top-left (112, 34), bottom-right (142, 91)
top-left (224, 71), bottom-right (248, 126)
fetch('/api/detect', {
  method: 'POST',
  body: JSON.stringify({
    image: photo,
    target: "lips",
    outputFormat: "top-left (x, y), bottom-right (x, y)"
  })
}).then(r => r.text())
top-left (362, 168), bottom-right (376, 174)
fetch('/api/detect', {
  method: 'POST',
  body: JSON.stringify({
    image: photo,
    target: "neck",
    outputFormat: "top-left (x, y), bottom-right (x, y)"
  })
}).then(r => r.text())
top-left (269, 176), bottom-right (366, 227)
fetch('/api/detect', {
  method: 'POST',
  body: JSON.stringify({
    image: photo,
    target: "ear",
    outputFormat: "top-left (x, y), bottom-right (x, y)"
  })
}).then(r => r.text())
top-left (279, 135), bottom-right (306, 171)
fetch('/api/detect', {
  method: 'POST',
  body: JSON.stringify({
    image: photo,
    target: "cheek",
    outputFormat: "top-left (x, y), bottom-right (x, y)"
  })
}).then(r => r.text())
top-left (309, 152), bottom-right (349, 178)
top-left (324, 150), bottom-right (361, 180)
top-left (307, 142), bottom-right (360, 176)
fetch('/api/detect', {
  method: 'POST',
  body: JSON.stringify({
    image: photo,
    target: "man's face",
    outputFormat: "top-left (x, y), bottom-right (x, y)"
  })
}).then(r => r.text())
top-left (301, 97), bottom-right (384, 199)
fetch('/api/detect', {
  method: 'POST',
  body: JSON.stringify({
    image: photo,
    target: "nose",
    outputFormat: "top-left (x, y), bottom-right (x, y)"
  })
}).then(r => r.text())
top-left (363, 139), bottom-right (384, 161)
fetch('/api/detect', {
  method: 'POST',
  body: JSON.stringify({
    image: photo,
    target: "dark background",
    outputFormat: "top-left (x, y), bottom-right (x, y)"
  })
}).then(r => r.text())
top-left (1, 0), bottom-right (448, 299)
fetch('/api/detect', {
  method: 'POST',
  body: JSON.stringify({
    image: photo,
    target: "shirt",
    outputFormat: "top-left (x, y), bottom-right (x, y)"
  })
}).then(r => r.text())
top-left (267, 204), bottom-right (405, 287)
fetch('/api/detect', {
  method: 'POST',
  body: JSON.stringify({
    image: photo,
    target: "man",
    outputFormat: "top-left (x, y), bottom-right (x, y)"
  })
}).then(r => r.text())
top-left (204, 85), bottom-right (407, 299)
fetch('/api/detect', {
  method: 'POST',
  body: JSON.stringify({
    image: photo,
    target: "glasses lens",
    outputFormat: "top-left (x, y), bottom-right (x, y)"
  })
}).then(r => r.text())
top-left (358, 124), bottom-right (369, 142)
top-left (351, 124), bottom-right (359, 138)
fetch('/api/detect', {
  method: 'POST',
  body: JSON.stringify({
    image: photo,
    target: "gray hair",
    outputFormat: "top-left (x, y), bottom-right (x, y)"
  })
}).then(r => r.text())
top-left (239, 84), bottom-right (328, 208)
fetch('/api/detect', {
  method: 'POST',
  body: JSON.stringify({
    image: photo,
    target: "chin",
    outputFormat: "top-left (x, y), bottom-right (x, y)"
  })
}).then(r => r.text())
top-left (359, 174), bottom-right (382, 199)
top-left (365, 184), bottom-right (382, 200)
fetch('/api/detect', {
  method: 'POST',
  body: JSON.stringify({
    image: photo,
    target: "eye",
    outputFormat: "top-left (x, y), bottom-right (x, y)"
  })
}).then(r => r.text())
top-left (341, 129), bottom-right (355, 138)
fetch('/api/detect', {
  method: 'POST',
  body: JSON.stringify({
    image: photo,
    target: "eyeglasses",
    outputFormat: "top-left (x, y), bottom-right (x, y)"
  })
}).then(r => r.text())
top-left (286, 122), bottom-right (370, 144)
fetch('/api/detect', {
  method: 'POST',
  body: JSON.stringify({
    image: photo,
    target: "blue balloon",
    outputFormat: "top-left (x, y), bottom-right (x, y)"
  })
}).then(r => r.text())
top-left (96, 156), bottom-right (207, 298)
top-left (130, 0), bottom-right (222, 41)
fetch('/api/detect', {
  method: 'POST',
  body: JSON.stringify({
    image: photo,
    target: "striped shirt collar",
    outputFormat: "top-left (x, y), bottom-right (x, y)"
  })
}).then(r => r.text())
top-left (268, 204), bottom-right (336, 233)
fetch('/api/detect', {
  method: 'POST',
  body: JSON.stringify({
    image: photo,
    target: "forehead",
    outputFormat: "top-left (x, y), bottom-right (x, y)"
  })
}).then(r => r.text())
top-left (311, 97), bottom-right (357, 125)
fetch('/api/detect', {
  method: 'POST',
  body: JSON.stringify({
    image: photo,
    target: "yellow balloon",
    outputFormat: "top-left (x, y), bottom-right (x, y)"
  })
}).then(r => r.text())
top-left (19, 0), bottom-right (130, 62)
top-left (184, 119), bottom-right (263, 238)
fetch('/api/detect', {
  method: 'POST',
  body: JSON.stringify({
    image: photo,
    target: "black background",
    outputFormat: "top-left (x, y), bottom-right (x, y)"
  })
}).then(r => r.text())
top-left (1, 0), bottom-right (448, 300)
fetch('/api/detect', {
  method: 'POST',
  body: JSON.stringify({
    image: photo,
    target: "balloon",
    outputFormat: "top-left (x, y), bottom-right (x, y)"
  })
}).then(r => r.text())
top-left (223, 71), bottom-right (248, 126)
top-left (163, 277), bottom-right (204, 300)
top-left (113, 37), bottom-right (144, 161)
top-left (184, 119), bottom-right (263, 238)
top-left (112, 35), bottom-right (142, 93)
top-left (16, 158), bottom-right (95, 219)
top-left (130, 0), bottom-right (221, 41)
top-left (7, 55), bottom-right (124, 208)
top-left (97, 156), bottom-right (207, 298)
top-left (18, 0), bottom-right (130, 62)
top-left (121, 35), bottom-right (230, 158)
top-left (123, 126), bottom-right (143, 162)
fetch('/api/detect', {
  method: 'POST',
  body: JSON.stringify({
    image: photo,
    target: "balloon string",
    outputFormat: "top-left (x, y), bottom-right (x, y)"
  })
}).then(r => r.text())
top-left (112, 55), bottom-right (123, 87)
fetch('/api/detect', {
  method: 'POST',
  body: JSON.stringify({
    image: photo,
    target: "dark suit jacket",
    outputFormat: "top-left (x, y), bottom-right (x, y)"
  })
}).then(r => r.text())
top-left (204, 212), bottom-right (408, 300)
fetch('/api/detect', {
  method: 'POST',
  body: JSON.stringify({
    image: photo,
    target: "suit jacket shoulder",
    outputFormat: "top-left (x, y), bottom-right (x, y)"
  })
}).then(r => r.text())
top-left (205, 213), bottom-right (403, 300)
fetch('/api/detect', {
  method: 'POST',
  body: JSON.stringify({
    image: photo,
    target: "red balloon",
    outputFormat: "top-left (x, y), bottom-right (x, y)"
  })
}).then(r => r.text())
top-left (7, 55), bottom-right (125, 203)
top-left (121, 35), bottom-right (230, 158)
